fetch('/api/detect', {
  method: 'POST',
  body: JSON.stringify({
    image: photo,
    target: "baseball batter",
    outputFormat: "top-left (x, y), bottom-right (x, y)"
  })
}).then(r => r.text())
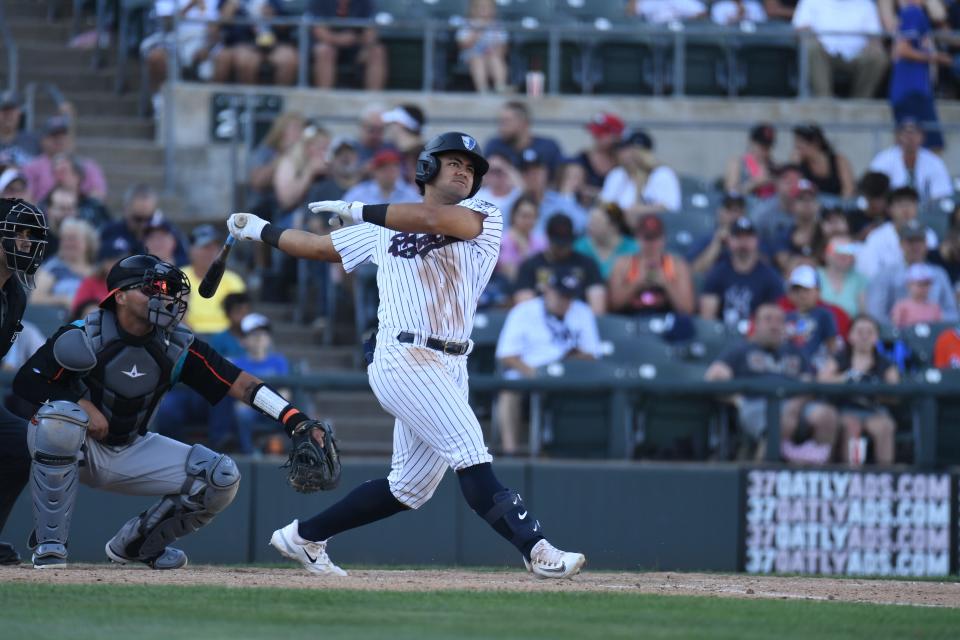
top-left (227, 131), bottom-right (585, 578)
top-left (13, 254), bottom-right (330, 568)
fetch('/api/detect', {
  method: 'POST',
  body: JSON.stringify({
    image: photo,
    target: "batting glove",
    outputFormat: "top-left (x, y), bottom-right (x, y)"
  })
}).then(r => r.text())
top-left (308, 200), bottom-right (364, 227)
top-left (227, 213), bottom-right (268, 242)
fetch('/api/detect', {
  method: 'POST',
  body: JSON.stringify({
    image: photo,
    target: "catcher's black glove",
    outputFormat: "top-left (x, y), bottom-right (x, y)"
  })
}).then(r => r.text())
top-left (282, 421), bottom-right (341, 493)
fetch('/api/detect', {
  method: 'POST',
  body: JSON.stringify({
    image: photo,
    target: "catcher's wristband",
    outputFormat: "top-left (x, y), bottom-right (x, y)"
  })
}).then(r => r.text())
top-left (249, 382), bottom-right (308, 437)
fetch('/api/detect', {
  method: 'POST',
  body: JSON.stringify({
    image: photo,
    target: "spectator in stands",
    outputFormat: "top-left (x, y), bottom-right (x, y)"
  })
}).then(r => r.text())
top-left (248, 112), bottom-right (306, 220)
top-left (209, 292), bottom-right (252, 359)
top-left (183, 225), bottom-right (247, 335)
top-left (629, 0), bottom-right (707, 22)
top-left (792, 0), bottom-right (888, 98)
top-left (781, 265), bottom-right (838, 361)
top-left (724, 123), bottom-right (777, 199)
top-left (928, 226), bottom-right (960, 283)
top-left (486, 101), bottom-right (564, 177)
top-left (381, 104), bottom-right (427, 181)
top-left (514, 213), bottom-right (606, 316)
top-left (100, 184), bottom-right (189, 266)
top-left (751, 164), bottom-right (802, 247)
top-left (213, 0), bottom-right (298, 85)
top-left (355, 104), bottom-right (389, 164)
top-left (142, 214), bottom-right (181, 265)
top-left (601, 130), bottom-right (681, 222)
top-left (608, 214), bottom-right (695, 316)
top-left (701, 217), bottom-right (784, 330)
top-left (791, 124), bottom-right (855, 197)
top-left (712, 0), bottom-right (768, 23)
top-left (517, 148), bottom-right (587, 233)
top-left (495, 269), bottom-right (601, 455)
top-left (307, 0), bottom-right (387, 90)
top-left (475, 153), bottom-right (522, 219)
top-left (306, 136), bottom-right (363, 202)
top-left (0, 91), bottom-right (40, 167)
top-left (688, 192), bottom-right (748, 275)
top-left (498, 195), bottom-right (546, 282)
top-left (1, 321), bottom-right (44, 373)
top-left (878, 0), bottom-right (948, 31)
top-left (342, 149), bottom-right (420, 204)
top-left (574, 113), bottom-right (625, 203)
top-left (888, 0), bottom-right (952, 151)
top-left (574, 202), bottom-right (638, 280)
top-left (866, 218), bottom-right (957, 324)
top-left (31, 219), bottom-right (97, 311)
top-left (774, 179), bottom-right (824, 272)
top-left (0, 168), bottom-right (28, 199)
top-left (848, 171), bottom-right (891, 240)
top-left (934, 320), bottom-right (960, 368)
top-left (819, 206), bottom-right (851, 243)
top-left (705, 303), bottom-right (839, 464)
top-left (763, 0), bottom-right (797, 20)
top-left (817, 314), bottom-right (897, 465)
top-left (891, 263), bottom-right (944, 327)
top-left (857, 186), bottom-right (936, 280)
top-left (456, 0), bottom-right (510, 94)
top-left (230, 313), bottom-right (292, 455)
top-left (142, 0), bottom-right (218, 113)
top-left (43, 155), bottom-right (111, 229)
top-left (24, 116), bottom-right (107, 203)
top-left (70, 244), bottom-right (129, 319)
top-left (273, 124), bottom-right (331, 213)
top-left (869, 119), bottom-right (953, 201)
top-left (818, 236), bottom-right (867, 317)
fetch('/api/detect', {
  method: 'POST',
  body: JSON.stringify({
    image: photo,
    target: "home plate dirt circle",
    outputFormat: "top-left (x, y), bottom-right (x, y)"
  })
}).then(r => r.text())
top-left (2, 565), bottom-right (959, 607)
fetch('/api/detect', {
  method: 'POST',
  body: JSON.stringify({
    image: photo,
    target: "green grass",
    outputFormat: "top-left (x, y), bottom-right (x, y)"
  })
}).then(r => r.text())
top-left (0, 583), bottom-right (955, 640)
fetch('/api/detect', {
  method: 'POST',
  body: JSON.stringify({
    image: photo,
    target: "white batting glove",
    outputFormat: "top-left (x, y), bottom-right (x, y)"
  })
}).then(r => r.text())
top-left (227, 212), bottom-right (269, 242)
top-left (308, 200), bottom-right (364, 227)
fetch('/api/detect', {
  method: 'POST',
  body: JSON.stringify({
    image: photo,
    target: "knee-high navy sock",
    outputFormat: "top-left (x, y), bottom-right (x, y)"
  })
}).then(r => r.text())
top-left (457, 462), bottom-right (543, 559)
top-left (297, 478), bottom-right (409, 542)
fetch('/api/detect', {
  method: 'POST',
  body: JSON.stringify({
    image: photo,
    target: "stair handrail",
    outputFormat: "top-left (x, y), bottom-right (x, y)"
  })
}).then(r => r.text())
top-left (0, 2), bottom-right (18, 92)
top-left (22, 82), bottom-right (68, 133)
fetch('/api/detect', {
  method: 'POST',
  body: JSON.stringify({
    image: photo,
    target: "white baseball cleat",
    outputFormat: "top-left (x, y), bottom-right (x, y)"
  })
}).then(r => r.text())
top-left (269, 519), bottom-right (347, 577)
top-left (523, 539), bottom-right (586, 579)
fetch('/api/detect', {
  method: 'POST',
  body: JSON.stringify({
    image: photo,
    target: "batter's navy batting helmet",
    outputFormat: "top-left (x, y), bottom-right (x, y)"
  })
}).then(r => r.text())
top-left (415, 132), bottom-right (489, 198)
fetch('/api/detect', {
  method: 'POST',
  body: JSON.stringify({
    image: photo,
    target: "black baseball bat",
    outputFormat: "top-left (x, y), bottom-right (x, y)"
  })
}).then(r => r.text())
top-left (198, 235), bottom-right (236, 299)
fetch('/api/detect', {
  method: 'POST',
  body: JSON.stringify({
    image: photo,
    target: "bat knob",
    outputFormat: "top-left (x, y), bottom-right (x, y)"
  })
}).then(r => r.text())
top-left (234, 214), bottom-right (248, 228)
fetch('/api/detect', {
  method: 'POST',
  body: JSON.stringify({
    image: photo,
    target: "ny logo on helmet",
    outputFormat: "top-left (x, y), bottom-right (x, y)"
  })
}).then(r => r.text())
top-left (461, 136), bottom-right (477, 151)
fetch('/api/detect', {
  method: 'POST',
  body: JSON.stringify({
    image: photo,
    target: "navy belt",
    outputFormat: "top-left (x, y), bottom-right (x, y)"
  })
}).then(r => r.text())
top-left (396, 332), bottom-right (469, 356)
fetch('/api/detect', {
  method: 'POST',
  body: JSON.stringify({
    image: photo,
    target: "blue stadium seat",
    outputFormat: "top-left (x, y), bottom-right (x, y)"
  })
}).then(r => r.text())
top-left (24, 304), bottom-right (67, 339)
top-left (919, 196), bottom-right (956, 242)
top-left (663, 213), bottom-right (717, 254)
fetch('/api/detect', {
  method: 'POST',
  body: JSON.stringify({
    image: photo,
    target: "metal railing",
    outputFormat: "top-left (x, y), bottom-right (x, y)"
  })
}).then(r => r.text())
top-left (0, 2), bottom-right (18, 92)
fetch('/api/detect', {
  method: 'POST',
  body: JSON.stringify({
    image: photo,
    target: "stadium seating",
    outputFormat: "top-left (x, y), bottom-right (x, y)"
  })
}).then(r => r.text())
top-left (918, 196), bottom-right (956, 242)
top-left (377, 0), bottom-right (428, 90)
top-left (25, 304), bottom-right (67, 339)
top-left (733, 21), bottom-right (798, 97)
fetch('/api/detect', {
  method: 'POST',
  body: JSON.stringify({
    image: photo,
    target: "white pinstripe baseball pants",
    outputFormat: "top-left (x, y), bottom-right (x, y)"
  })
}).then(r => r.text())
top-left (368, 333), bottom-right (492, 509)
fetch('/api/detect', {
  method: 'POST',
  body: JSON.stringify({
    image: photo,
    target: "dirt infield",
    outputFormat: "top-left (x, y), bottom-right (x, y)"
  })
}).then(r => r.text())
top-left (2, 564), bottom-right (959, 607)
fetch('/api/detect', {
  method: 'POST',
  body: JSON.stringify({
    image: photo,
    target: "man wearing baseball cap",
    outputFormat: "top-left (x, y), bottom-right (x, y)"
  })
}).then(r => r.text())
top-left (857, 186), bottom-right (937, 280)
top-left (517, 147), bottom-right (587, 234)
top-left (342, 148), bottom-right (420, 205)
top-left (514, 213), bottom-right (606, 316)
top-left (782, 264), bottom-right (838, 360)
top-left (774, 178), bottom-right (821, 272)
top-left (688, 192), bottom-right (749, 275)
top-left (495, 268), bottom-right (601, 454)
top-left (0, 91), bottom-right (40, 167)
top-left (182, 224), bottom-right (247, 335)
top-left (700, 216), bottom-right (784, 331)
top-left (869, 118), bottom-right (952, 200)
top-left (23, 114), bottom-right (107, 203)
top-left (571, 112), bottom-right (625, 199)
top-left (485, 101), bottom-right (564, 176)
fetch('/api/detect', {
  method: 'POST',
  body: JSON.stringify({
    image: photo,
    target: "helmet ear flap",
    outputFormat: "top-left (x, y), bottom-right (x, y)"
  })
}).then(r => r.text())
top-left (415, 152), bottom-right (439, 191)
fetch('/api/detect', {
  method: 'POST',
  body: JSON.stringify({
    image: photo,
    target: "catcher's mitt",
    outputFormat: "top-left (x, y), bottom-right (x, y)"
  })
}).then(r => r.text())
top-left (282, 421), bottom-right (341, 493)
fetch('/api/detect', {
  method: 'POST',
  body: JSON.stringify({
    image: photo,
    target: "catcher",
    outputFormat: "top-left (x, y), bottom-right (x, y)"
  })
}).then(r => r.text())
top-left (12, 254), bottom-right (339, 568)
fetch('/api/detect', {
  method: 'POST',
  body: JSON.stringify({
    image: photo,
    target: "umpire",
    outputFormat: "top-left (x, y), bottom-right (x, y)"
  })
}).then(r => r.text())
top-left (0, 198), bottom-right (49, 565)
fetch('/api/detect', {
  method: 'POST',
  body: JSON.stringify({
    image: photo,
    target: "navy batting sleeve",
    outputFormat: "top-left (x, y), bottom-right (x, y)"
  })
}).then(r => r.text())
top-left (179, 338), bottom-right (242, 405)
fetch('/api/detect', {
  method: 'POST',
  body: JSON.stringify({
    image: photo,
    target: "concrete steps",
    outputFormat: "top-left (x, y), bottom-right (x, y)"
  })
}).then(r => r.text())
top-left (74, 115), bottom-right (154, 139)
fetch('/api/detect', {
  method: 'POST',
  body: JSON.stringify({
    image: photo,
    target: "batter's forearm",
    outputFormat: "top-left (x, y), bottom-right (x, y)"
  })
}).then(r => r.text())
top-left (271, 227), bottom-right (342, 263)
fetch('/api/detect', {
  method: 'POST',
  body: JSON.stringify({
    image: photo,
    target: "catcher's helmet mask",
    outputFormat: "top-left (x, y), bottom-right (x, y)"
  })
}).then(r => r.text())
top-left (101, 254), bottom-right (190, 331)
top-left (415, 132), bottom-right (489, 199)
top-left (0, 198), bottom-right (48, 290)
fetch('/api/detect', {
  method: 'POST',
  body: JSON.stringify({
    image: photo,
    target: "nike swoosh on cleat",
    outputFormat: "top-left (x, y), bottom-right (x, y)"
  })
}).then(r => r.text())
top-left (539, 563), bottom-right (567, 574)
top-left (304, 551), bottom-right (318, 563)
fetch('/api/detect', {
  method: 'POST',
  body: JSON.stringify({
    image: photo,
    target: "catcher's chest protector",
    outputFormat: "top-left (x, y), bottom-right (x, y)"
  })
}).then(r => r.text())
top-left (81, 309), bottom-right (194, 439)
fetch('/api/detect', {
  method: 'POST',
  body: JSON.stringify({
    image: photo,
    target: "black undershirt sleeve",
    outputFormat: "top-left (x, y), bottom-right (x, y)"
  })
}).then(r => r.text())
top-left (178, 338), bottom-right (242, 405)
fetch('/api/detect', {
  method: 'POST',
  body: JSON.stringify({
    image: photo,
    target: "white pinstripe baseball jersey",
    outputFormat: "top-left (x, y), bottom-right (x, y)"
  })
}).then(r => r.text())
top-left (331, 198), bottom-right (503, 342)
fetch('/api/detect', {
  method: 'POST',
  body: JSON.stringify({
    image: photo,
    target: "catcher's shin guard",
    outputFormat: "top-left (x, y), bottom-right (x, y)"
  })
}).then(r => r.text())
top-left (27, 402), bottom-right (89, 550)
top-left (111, 444), bottom-right (240, 561)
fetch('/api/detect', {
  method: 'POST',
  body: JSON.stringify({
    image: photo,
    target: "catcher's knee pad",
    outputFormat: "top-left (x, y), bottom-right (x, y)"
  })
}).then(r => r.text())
top-left (116, 444), bottom-right (240, 561)
top-left (27, 401), bottom-right (89, 546)
top-left (484, 490), bottom-right (542, 550)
